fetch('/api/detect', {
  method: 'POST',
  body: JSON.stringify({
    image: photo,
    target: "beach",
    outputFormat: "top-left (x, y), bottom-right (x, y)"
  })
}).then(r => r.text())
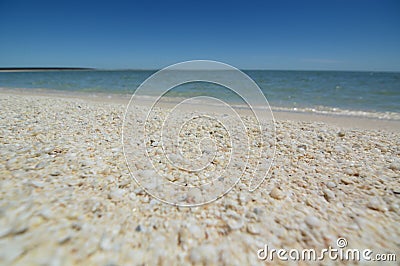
top-left (0, 90), bottom-right (399, 265)
top-left (2, 0), bottom-right (400, 263)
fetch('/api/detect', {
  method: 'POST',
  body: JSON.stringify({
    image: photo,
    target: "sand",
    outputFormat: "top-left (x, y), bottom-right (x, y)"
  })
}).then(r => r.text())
top-left (0, 91), bottom-right (399, 265)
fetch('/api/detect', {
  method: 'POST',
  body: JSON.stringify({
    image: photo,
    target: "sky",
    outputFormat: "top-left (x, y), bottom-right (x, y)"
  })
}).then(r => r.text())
top-left (0, 0), bottom-right (399, 71)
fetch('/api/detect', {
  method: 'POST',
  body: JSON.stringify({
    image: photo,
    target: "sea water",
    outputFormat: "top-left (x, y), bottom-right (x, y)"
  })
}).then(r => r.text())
top-left (0, 70), bottom-right (399, 119)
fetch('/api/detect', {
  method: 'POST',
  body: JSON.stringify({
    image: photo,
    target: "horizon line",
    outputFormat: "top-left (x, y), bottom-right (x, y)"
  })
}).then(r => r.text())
top-left (0, 67), bottom-right (399, 74)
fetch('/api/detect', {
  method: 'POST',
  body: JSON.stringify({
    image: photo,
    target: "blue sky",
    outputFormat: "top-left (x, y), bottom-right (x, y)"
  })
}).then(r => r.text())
top-left (0, 0), bottom-right (399, 71)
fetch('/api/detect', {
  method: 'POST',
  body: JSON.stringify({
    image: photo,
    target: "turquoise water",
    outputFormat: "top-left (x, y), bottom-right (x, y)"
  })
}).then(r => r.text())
top-left (1, 70), bottom-right (399, 116)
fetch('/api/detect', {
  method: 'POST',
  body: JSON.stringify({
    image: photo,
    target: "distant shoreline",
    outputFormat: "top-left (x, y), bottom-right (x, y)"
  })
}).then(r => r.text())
top-left (0, 67), bottom-right (399, 73)
top-left (0, 67), bottom-right (94, 72)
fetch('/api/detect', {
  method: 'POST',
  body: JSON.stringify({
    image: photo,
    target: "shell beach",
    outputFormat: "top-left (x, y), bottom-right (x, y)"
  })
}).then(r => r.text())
top-left (0, 92), bottom-right (399, 265)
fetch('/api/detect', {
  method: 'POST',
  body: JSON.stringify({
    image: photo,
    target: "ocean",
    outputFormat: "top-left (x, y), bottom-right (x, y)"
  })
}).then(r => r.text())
top-left (1, 70), bottom-right (399, 119)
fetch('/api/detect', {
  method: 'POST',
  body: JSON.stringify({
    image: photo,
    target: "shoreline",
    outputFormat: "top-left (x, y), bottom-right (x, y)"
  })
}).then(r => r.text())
top-left (0, 68), bottom-right (94, 72)
top-left (1, 87), bottom-right (399, 132)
